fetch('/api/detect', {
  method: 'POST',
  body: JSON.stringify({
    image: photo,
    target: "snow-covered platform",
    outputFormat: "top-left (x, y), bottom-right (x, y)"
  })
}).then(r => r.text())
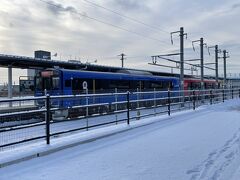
top-left (0, 99), bottom-right (240, 180)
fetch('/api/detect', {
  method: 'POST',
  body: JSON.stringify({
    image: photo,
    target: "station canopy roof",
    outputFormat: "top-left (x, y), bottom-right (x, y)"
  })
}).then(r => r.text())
top-left (0, 54), bottom-right (182, 77)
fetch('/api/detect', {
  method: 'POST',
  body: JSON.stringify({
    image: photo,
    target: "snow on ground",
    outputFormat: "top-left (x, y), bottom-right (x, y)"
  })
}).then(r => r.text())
top-left (0, 99), bottom-right (240, 180)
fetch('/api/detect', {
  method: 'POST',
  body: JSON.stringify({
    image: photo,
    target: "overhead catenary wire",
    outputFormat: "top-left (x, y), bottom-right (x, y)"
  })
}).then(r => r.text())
top-left (81, 0), bottom-right (169, 34)
top-left (39, 0), bottom-right (221, 73)
top-left (38, 0), bottom-right (171, 45)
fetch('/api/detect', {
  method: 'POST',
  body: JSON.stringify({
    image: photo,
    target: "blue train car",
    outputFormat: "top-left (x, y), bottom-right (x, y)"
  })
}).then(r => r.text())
top-left (35, 68), bottom-right (180, 117)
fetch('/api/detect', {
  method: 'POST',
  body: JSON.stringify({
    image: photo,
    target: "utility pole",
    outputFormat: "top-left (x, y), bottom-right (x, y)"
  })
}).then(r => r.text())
top-left (119, 53), bottom-right (126, 68)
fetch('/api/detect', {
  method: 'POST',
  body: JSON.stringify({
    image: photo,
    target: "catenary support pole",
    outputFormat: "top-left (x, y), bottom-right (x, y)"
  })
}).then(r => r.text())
top-left (180, 27), bottom-right (184, 102)
top-left (8, 65), bottom-right (13, 107)
top-left (215, 45), bottom-right (219, 88)
top-left (200, 38), bottom-right (204, 90)
top-left (223, 50), bottom-right (227, 88)
top-left (45, 94), bottom-right (50, 145)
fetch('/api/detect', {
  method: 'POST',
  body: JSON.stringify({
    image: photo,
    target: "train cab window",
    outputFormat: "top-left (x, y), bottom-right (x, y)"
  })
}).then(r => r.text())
top-left (42, 78), bottom-right (51, 90)
top-left (35, 77), bottom-right (43, 90)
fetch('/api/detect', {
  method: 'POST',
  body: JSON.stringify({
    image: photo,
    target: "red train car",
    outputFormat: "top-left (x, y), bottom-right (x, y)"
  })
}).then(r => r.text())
top-left (183, 78), bottom-right (217, 97)
top-left (184, 78), bottom-right (216, 91)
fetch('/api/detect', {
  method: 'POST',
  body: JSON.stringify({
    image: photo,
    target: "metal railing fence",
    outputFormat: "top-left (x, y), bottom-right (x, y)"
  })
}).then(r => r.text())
top-left (0, 88), bottom-right (239, 151)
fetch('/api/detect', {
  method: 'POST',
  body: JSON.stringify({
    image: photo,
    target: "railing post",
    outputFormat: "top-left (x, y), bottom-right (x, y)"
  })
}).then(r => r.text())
top-left (86, 88), bottom-right (89, 131)
top-left (136, 88), bottom-right (140, 119)
top-left (154, 88), bottom-right (157, 115)
top-left (193, 90), bottom-right (196, 110)
top-left (222, 89), bottom-right (225, 102)
top-left (45, 94), bottom-right (50, 145)
top-left (115, 88), bottom-right (118, 124)
top-left (168, 89), bottom-right (171, 116)
top-left (239, 89), bottom-right (240, 98)
top-left (127, 91), bottom-right (130, 125)
top-left (210, 90), bottom-right (213, 105)
top-left (232, 89), bottom-right (234, 99)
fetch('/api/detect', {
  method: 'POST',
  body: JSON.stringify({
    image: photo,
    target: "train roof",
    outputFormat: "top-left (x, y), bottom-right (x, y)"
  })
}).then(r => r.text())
top-left (53, 68), bottom-right (179, 81)
top-left (184, 78), bottom-right (216, 82)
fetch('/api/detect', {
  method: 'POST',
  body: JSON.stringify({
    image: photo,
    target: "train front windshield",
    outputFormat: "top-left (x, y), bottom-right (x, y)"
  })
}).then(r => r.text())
top-left (35, 70), bottom-right (60, 93)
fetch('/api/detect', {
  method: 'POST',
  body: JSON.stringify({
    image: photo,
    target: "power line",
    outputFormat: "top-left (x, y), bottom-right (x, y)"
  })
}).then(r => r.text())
top-left (82, 0), bottom-right (169, 34)
top-left (38, 0), bottom-right (171, 45)
top-left (84, 0), bottom-right (235, 64)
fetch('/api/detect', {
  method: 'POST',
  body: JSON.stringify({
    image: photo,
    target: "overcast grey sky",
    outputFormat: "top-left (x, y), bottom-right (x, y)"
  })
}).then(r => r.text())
top-left (0, 0), bottom-right (240, 83)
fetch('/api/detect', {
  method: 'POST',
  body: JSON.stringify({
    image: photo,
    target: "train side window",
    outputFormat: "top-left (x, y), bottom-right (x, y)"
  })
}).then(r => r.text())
top-left (108, 80), bottom-right (130, 89)
top-left (150, 81), bottom-right (162, 89)
top-left (95, 79), bottom-right (108, 90)
top-left (136, 81), bottom-right (144, 90)
top-left (109, 80), bottom-right (118, 89)
top-left (65, 80), bottom-right (71, 87)
top-left (118, 80), bottom-right (130, 89)
top-left (162, 82), bottom-right (169, 89)
top-left (72, 78), bottom-right (82, 90)
top-left (143, 81), bottom-right (149, 89)
top-left (36, 77), bottom-right (43, 90)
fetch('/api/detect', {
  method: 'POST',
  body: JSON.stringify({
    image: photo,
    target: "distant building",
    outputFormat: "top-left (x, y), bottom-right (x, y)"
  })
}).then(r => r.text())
top-left (34, 50), bottom-right (51, 59)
